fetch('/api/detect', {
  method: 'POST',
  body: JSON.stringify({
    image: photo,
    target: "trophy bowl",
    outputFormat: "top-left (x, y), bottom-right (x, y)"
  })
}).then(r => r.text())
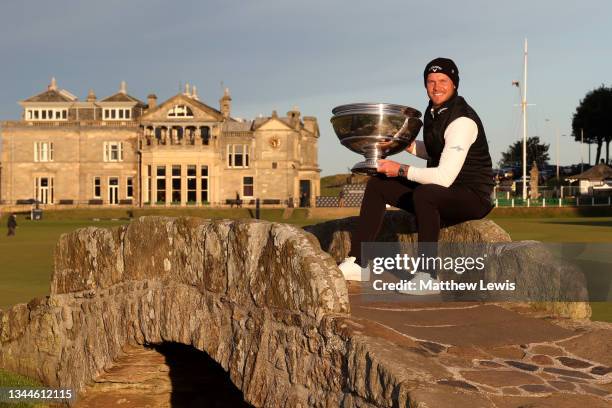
top-left (331, 103), bottom-right (423, 175)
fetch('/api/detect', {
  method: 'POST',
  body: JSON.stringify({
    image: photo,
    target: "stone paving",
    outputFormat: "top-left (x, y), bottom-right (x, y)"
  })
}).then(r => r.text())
top-left (348, 281), bottom-right (612, 406)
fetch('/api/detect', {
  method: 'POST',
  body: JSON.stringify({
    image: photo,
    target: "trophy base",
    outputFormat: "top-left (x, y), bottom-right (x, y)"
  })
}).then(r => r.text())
top-left (351, 160), bottom-right (379, 175)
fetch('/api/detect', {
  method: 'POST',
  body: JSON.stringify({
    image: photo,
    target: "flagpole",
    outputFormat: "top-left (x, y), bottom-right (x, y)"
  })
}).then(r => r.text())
top-left (522, 38), bottom-right (528, 200)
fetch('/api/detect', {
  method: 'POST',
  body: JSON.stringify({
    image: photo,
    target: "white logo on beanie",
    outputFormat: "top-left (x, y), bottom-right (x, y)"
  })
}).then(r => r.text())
top-left (429, 65), bottom-right (442, 72)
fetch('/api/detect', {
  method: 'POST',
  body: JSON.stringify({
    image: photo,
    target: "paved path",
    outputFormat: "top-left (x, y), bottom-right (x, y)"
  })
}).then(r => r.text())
top-left (348, 281), bottom-right (612, 407)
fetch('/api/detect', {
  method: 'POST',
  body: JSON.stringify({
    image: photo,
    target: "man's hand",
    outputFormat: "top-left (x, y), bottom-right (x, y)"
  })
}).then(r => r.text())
top-left (405, 141), bottom-right (416, 154)
top-left (377, 159), bottom-right (408, 177)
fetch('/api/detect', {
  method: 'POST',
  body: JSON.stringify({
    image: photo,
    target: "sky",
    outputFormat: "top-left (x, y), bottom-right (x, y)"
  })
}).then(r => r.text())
top-left (1, 0), bottom-right (610, 175)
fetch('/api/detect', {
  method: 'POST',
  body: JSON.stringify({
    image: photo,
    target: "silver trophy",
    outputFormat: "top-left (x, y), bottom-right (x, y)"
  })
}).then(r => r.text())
top-left (331, 103), bottom-right (423, 175)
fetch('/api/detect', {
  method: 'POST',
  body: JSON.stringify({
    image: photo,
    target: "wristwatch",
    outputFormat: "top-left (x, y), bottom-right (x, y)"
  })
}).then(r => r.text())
top-left (398, 164), bottom-right (408, 178)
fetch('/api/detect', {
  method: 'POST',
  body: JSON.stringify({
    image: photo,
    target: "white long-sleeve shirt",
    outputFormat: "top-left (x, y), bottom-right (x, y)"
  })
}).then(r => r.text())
top-left (406, 116), bottom-right (478, 187)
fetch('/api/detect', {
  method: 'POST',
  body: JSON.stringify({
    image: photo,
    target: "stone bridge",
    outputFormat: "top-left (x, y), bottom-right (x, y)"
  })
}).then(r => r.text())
top-left (1, 215), bottom-right (610, 407)
top-left (0, 216), bottom-right (399, 407)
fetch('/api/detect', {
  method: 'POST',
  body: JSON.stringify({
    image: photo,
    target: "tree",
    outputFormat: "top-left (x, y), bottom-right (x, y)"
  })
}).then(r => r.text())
top-left (499, 136), bottom-right (550, 168)
top-left (572, 85), bottom-right (612, 164)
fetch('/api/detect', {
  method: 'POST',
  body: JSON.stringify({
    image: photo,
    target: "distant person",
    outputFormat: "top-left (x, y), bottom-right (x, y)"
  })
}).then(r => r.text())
top-left (300, 192), bottom-right (308, 207)
top-left (236, 192), bottom-right (242, 208)
top-left (338, 58), bottom-right (494, 294)
top-left (7, 213), bottom-right (17, 237)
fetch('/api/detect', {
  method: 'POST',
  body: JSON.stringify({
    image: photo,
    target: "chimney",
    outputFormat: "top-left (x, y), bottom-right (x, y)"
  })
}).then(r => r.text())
top-left (48, 77), bottom-right (57, 91)
top-left (303, 116), bottom-right (318, 135)
top-left (147, 94), bottom-right (157, 110)
top-left (87, 89), bottom-right (97, 102)
top-left (192, 85), bottom-right (199, 100)
top-left (219, 87), bottom-right (231, 119)
top-left (184, 82), bottom-right (191, 96)
top-left (119, 80), bottom-right (127, 94)
top-left (287, 105), bottom-right (301, 128)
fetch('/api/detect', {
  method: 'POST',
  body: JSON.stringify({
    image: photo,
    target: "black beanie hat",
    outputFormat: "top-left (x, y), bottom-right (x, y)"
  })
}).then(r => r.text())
top-left (423, 57), bottom-right (459, 88)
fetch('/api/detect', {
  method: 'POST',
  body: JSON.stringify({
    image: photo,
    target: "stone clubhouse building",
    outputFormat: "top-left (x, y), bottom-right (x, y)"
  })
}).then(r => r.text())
top-left (0, 78), bottom-right (321, 207)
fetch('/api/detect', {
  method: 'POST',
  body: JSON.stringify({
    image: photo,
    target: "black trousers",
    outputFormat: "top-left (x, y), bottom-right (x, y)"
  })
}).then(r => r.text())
top-left (349, 176), bottom-right (492, 276)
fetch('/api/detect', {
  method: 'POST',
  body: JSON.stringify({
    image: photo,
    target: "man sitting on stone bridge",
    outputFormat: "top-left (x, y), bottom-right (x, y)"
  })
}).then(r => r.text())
top-left (339, 57), bottom-right (494, 295)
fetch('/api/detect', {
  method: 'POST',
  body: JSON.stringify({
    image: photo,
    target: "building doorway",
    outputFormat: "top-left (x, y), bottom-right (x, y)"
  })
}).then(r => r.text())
top-left (299, 180), bottom-right (311, 207)
top-left (36, 177), bottom-right (53, 204)
top-left (109, 177), bottom-right (119, 204)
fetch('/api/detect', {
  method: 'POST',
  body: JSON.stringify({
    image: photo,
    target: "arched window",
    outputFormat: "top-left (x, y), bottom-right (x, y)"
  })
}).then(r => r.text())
top-left (167, 105), bottom-right (194, 118)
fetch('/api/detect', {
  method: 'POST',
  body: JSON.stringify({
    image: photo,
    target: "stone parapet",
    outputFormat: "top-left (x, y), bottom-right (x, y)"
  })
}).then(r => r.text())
top-left (304, 211), bottom-right (512, 263)
top-left (52, 217), bottom-right (348, 318)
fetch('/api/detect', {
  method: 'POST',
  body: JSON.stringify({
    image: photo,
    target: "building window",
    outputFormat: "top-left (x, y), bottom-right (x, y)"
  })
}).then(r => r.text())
top-left (272, 162), bottom-right (278, 169)
top-left (35, 177), bottom-right (54, 204)
top-left (227, 144), bottom-right (250, 168)
top-left (108, 177), bottom-right (119, 205)
top-left (34, 142), bottom-right (54, 162)
top-left (171, 165), bottom-right (181, 203)
top-left (156, 166), bottom-right (166, 203)
top-left (167, 105), bottom-right (193, 118)
top-left (35, 177), bottom-right (53, 204)
top-left (93, 177), bottom-right (101, 198)
top-left (27, 108), bottom-right (67, 121)
top-left (103, 142), bottom-right (124, 162)
top-left (103, 108), bottom-right (131, 120)
top-left (201, 166), bottom-right (208, 203)
top-left (126, 177), bottom-right (133, 199)
top-left (187, 165), bottom-right (197, 203)
top-left (243, 176), bottom-right (254, 197)
top-left (235, 145), bottom-right (244, 167)
top-left (146, 165), bottom-right (152, 204)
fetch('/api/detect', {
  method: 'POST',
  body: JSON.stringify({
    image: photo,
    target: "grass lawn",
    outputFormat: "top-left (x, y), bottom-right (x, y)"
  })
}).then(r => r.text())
top-left (0, 219), bottom-right (127, 309)
top-left (0, 368), bottom-right (47, 407)
top-left (490, 216), bottom-right (612, 242)
top-left (0, 211), bottom-right (610, 321)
